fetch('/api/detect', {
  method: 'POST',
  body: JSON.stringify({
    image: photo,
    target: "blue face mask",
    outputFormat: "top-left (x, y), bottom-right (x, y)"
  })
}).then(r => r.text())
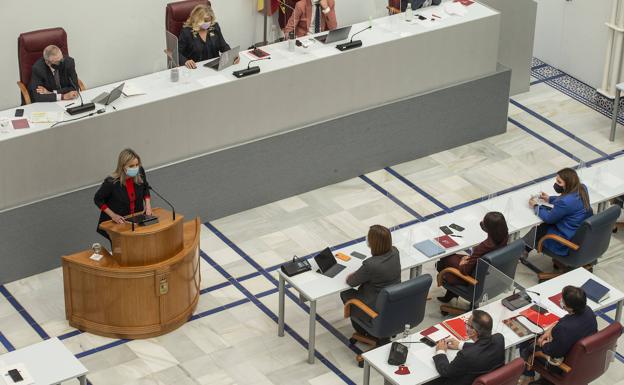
top-left (200, 22), bottom-right (212, 30)
top-left (126, 166), bottom-right (139, 177)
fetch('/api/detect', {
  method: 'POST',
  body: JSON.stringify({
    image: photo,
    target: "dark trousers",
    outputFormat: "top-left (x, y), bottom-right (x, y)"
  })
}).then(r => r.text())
top-left (523, 223), bottom-right (549, 252)
top-left (519, 340), bottom-right (538, 376)
top-left (340, 289), bottom-right (371, 336)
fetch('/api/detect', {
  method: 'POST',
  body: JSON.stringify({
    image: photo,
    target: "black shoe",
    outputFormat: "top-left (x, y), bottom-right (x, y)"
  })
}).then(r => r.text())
top-left (437, 291), bottom-right (457, 303)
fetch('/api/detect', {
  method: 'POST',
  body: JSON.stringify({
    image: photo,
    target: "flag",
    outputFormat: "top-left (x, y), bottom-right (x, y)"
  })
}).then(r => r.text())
top-left (257, 0), bottom-right (280, 15)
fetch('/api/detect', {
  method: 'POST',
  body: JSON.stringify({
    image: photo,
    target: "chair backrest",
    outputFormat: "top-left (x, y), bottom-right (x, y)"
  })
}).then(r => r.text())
top-left (472, 357), bottom-right (525, 385)
top-left (472, 239), bottom-right (524, 303)
top-left (371, 274), bottom-right (432, 338)
top-left (556, 322), bottom-right (623, 385)
top-left (18, 27), bottom-right (68, 87)
top-left (165, 0), bottom-right (210, 38)
top-left (568, 205), bottom-right (621, 267)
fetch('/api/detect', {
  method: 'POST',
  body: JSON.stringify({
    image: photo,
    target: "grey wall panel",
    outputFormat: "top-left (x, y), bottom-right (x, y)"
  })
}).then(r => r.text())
top-left (0, 66), bottom-right (510, 284)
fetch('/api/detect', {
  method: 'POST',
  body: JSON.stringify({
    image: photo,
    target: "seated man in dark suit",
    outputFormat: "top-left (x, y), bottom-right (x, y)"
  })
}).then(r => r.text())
top-left (401, 0), bottom-right (442, 11)
top-left (426, 309), bottom-right (505, 385)
top-left (518, 285), bottom-right (597, 385)
top-left (28, 45), bottom-right (79, 103)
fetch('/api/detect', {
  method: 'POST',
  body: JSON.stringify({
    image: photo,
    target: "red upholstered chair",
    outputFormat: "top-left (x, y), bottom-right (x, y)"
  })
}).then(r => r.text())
top-left (531, 322), bottom-right (623, 385)
top-left (17, 27), bottom-right (85, 105)
top-left (472, 358), bottom-right (525, 385)
top-left (388, 0), bottom-right (401, 14)
top-left (165, 0), bottom-right (211, 38)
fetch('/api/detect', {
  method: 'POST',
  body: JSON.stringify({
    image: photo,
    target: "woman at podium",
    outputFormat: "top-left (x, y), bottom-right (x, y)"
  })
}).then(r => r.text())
top-left (93, 148), bottom-right (152, 240)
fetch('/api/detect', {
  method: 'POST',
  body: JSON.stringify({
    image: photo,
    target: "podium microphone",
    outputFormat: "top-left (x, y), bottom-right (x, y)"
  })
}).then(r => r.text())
top-left (337, 25), bottom-right (371, 51)
top-left (148, 185), bottom-right (176, 220)
top-left (233, 57), bottom-right (271, 78)
top-left (66, 76), bottom-right (95, 115)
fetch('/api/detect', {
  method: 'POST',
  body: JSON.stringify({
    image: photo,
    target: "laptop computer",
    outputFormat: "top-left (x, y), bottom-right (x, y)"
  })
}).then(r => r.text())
top-left (92, 83), bottom-right (125, 105)
top-left (203, 46), bottom-right (240, 71)
top-left (314, 247), bottom-right (346, 278)
top-left (315, 26), bottom-right (352, 44)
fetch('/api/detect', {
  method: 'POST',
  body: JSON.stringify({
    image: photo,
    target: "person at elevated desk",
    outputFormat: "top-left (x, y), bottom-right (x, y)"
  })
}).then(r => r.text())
top-left (425, 310), bottom-right (505, 385)
top-left (93, 149), bottom-right (152, 241)
top-left (283, 0), bottom-right (337, 39)
top-left (524, 168), bottom-right (592, 261)
top-left (518, 286), bottom-right (597, 385)
top-left (178, 4), bottom-right (239, 69)
top-left (400, 0), bottom-right (441, 11)
top-left (436, 212), bottom-right (509, 303)
top-left (340, 225), bottom-right (400, 344)
top-left (28, 45), bottom-right (78, 102)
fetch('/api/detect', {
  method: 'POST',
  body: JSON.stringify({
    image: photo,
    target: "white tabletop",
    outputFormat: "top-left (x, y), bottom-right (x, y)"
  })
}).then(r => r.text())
top-left (0, 338), bottom-right (87, 385)
top-left (362, 268), bottom-right (624, 385)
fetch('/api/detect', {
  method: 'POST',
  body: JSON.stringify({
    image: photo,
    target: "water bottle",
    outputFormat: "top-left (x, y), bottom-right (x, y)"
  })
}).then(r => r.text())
top-left (403, 324), bottom-right (410, 340)
top-left (288, 31), bottom-right (296, 52)
top-left (405, 2), bottom-right (413, 22)
top-left (170, 67), bottom-right (179, 83)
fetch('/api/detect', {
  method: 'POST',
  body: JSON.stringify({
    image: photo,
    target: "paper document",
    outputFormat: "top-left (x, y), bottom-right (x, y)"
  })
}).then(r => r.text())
top-left (122, 83), bottom-right (146, 97)
top-left (30, 111), bottom-right (62, 123)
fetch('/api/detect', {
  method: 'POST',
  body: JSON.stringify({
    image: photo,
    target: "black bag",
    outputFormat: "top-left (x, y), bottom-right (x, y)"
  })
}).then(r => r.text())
top-left (388, 342), bottom-right (409, 365)
top-left (280, 256), bottom-right (311, 277)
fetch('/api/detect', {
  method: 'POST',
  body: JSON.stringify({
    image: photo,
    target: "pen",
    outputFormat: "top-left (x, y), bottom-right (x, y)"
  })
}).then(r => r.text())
top-left (432, 13), bottom-right (441, 19)
top-left (450, 234), bottom-right (463, 238)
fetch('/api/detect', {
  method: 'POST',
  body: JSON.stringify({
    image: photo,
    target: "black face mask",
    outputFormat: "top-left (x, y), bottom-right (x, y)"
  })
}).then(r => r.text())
top-left (553, 183), bottom-right (564, 194)
top-left (50, 59), bottom-right (64, 70)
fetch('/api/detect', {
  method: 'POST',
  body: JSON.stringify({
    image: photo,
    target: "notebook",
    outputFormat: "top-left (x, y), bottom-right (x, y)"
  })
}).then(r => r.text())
top-left (435, 235), bottom-right (459, 249)
top-left (421, 325), bottom-right (452, 342)
top-left (441, 317), bottom-right (469, 341)
top-left (11, 119), bottom-right (29, 129)
top-left (413, 240), bottom-right (445, 258)
top-left (581, 279), bottom-right (610, 303)
top-left (520, 307), bottom-right (559, 328)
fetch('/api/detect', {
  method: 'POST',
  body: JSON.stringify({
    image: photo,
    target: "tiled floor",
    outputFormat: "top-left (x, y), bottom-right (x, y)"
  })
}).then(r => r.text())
top-left (2, 59), bottom-right (624, 385)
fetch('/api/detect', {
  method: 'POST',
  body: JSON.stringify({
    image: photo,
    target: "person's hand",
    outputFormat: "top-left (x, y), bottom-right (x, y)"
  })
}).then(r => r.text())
top-left (459, 256), bottom-right (470, 266)
top-left (446, 338), bottom-right (460, 350)
top-left (234, 56), bottom-right (240, 65)
top-left (320, 0), bottom-right (329, 9)
top-left (436, 340), bottom-right (447, 352)
top-left (185, 59), bottom-right (197, 69)
top-left (36, 86), bottom-right (51, 94)
top-left (145, 207), bottom-right (153, 216)
top-left (110, 213), bottom-right (126, 224)
top-left (63, 91), bottom-right (78, 100)
top-left (529, 197), bottom-right (538, 208)
top-left (538, 334), bottom-right (553, 347)
top-left (540, 192), bottom-right (549, 202)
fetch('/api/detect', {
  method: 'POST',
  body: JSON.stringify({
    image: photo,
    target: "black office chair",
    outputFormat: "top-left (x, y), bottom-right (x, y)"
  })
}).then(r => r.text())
top-left (344, 274), bottom-right (432, 366)
top-left (437, 240), bottom-right (524, 316)
top-left (534, 205), bottom-right (621, 282)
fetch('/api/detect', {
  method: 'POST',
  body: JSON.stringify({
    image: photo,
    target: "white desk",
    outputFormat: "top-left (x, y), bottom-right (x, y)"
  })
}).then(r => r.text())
top-left (0, 1), bottom-right (500, 211)
top-left (610, 82), bottom-right (624, 141)
top-left (0, 338), bottom-right (87, 385)
top-left (361, 268), bottom-right (624, 385)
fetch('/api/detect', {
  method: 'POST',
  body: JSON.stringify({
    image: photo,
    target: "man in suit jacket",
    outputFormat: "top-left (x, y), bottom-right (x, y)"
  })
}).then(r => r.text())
top-left (28, 45), bottom-right (79, 103)
top-left (283, 0), bottom-right (337, 38)
top-left (426, 310), bottom-right (505, 385)
top-left (400, 0), bottom-right (441, 11)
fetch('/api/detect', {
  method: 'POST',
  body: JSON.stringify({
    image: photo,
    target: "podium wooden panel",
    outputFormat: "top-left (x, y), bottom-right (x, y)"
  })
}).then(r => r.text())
top-left (62, 208), bottom-right (201, 339)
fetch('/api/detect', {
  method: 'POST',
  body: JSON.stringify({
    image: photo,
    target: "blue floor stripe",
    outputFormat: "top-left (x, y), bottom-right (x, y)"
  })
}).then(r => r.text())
top-left (200, 281), bottom-right (232, 294)
top-left (58, 329), bottom-right (83, 340)
top-left (358, 174), bottom-right (424, 220)
top-left (384, 167), bottom-right (451, 213)
top-left (0, 332), bottom-right (15, 352)
top-left (204, 222), bottom-right (363, 356)
top-left (531, 63), bottom-right (548, 71)
top-left (508, 117), bottom-right (583, 163)
top-left (200, 250), bottom-right (356, 385)
top-left (510, 99), bottom-right (611, 159)
top-left (0, 285), bottom-right (50, 340)
top-left (530, 73), bottom-right (566, 86)
top-left (75, 338), bottom-right (130, 359)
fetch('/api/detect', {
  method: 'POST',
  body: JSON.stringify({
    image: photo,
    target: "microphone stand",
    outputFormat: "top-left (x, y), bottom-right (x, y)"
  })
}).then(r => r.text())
top-left (336, 25), bottom-right (372, 51)
top-left (66, 76), bottom-right (95, 115)
top-left (233, 57), bottom-right (271, 78)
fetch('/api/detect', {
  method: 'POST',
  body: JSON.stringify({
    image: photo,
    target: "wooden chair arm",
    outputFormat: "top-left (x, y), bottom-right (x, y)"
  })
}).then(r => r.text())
top-left (78, 79), bottom-right (86, 91)
top-left (17, 81), bottom-right (31, 105)
top-left (344, 299), bottom-right (378, 319)
top-left (436, 267), bottom-right (478, 287)
top-left (533, 351), bottom-right (572, 373)
top-left (387, 6), bottom-right (401, 15)
top-left (537, 234), bottom-right (579, 253)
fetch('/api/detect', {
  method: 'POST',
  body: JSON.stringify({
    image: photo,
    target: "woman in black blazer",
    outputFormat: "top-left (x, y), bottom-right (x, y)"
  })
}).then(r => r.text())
top-left (178, 4), bottom-right (238, 69)
top-left (93, 148), bottom-right (152, 240)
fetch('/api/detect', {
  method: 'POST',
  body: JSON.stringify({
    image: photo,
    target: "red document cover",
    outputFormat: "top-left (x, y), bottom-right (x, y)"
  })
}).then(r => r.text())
top-left (435, 235), bottom-right (459, 249)
top-left (421, 325), bottom-right (439, 337)
top-left (11, 119), bottom-right (29, 129)
top-left (454, 0), bottom-right (474, 5)
top-left (441, 317), bottom-right (469, 341)
top-left (520, 307), bottom-right (560, 328)
top-left (548, 293), bottom-right (564, 309)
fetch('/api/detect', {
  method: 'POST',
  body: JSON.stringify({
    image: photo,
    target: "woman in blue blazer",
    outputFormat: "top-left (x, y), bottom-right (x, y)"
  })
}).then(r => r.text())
top-left (528, 168), bottom-right (593, 256)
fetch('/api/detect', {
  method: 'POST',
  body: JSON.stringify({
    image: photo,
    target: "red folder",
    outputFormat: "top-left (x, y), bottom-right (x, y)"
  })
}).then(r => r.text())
top-left (421, 325), bottom-right (439, 337)
top-left (548, 293), bottom-right (564, 309)
top-left (11, 119), bottom-right (29, 129)
top-left (435, 235), bottom-right (459, 249)
top-left (441, 317), bottom-right (468, 341)
top-left (520, 307), bottom-right (559, 328)
top-left (454, 0), bottom-right (474, 5)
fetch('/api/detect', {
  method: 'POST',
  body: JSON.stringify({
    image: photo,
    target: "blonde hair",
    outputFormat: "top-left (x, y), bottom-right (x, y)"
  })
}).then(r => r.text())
top-left (111, 148), bottom-right (143, 186)
top-left (183, 4), bottom-right (217, 33)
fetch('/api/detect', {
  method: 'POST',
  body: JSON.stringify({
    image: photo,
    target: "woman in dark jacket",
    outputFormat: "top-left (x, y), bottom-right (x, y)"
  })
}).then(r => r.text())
top-left (178, 4), bottom-right (238, 69)
top-left (436, 212), bottom-right (509, 303)
top-left (93, 148), bottom-right (151, 240)
top-left (340, 225), bottom-right (401, 339)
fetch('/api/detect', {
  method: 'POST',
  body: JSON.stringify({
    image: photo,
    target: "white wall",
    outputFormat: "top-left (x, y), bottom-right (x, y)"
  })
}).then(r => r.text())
top-left (0, 0), bottom-right (388, 111)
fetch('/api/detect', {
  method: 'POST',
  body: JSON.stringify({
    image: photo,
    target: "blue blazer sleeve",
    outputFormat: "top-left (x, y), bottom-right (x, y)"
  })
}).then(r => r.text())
top-left (537, 197), bottom-right (570, 224)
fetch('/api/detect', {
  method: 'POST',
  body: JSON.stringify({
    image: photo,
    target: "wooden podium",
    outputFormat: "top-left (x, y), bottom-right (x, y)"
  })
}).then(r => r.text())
top-left (62, 208), bottom-right (201, 339)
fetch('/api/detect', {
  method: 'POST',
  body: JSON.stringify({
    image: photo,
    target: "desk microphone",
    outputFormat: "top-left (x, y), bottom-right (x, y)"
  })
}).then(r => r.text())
top-left (233, 57), bottom-right (271, 78)
top-left (66, 76), bottom-right (95, 115)
top-left (336, 25), bottom-right (372, 51)
top-left (148, 185), bottom-right (176, 220)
